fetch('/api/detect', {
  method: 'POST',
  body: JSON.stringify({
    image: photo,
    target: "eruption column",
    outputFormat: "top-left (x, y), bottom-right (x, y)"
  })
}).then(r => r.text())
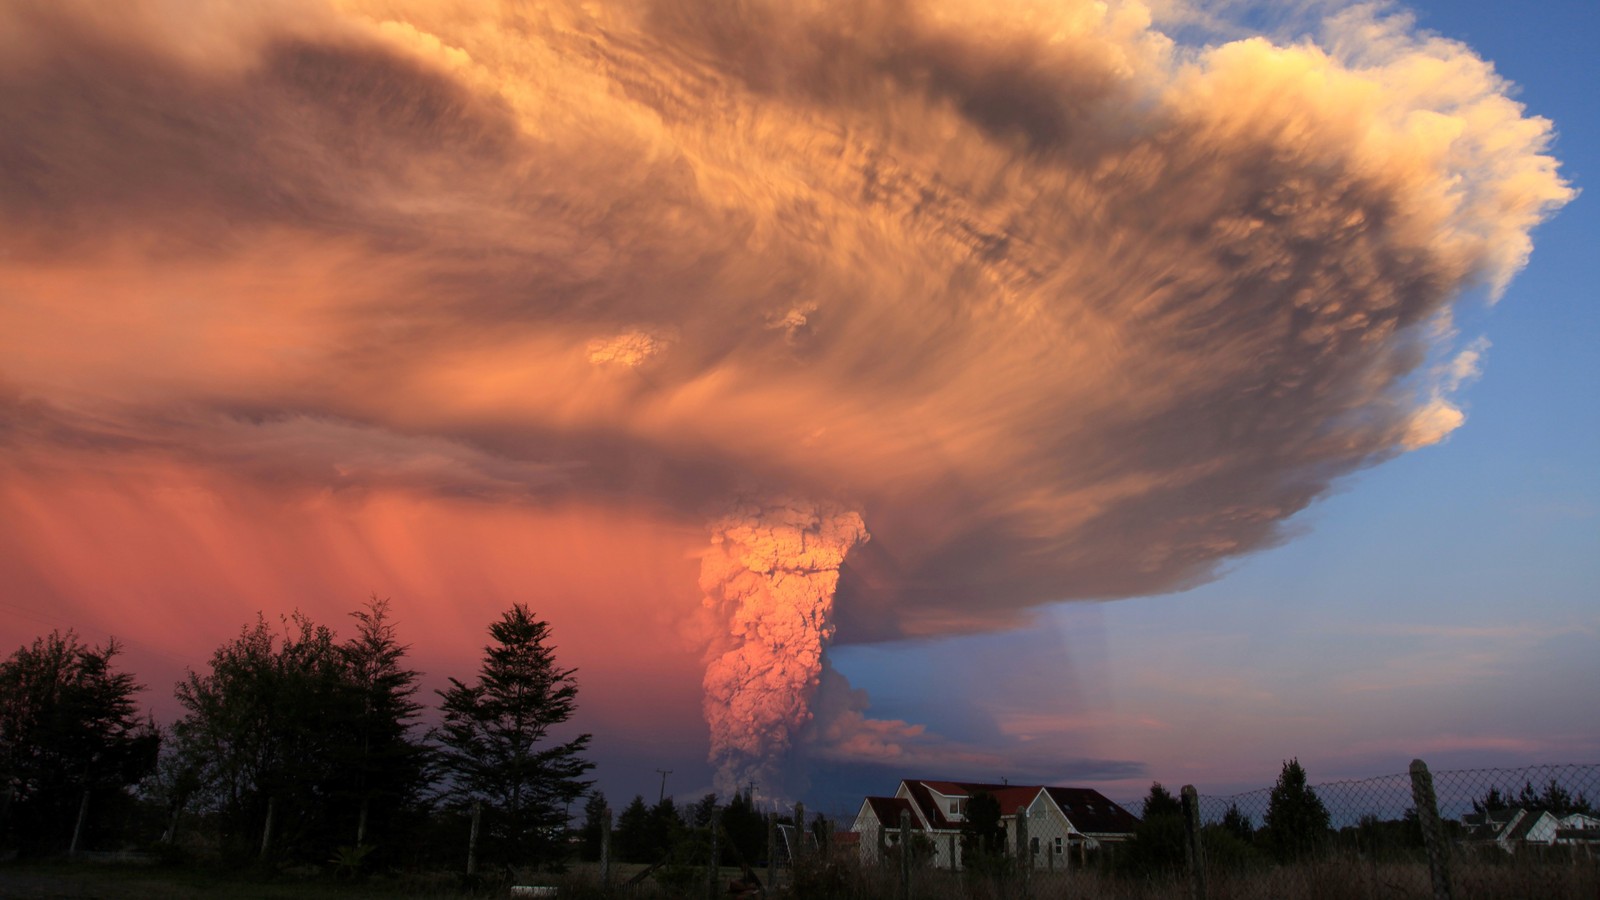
top-left (699, 498), bottom-right (868, 797)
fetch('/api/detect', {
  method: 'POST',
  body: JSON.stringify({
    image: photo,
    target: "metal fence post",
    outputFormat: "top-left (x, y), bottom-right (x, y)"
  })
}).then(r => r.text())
top-left (1409, 759), bottom-right (1454, 900)
top-left (1181, 785), bottom-right (1206, 900)
top-left (899, 809), bottom-right (912, 900)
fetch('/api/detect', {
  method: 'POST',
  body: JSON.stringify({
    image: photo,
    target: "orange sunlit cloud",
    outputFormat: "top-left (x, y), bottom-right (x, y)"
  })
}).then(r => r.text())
top-left (0, 0), bottom-right (1572, 794)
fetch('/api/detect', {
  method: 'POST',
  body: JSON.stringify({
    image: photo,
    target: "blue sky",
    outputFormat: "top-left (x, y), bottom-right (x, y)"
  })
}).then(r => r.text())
top-left (826, 0), bottom-right (1598, 812)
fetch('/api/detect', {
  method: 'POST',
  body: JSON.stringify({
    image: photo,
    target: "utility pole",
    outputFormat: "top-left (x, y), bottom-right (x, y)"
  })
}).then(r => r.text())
top-left (656, 768), bottom-right (673, 804)
top-left (747, 780), bottom-right (758, 806)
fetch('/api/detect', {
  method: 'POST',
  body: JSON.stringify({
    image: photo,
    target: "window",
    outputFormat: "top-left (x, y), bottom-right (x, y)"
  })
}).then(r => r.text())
top-left (1030, 837), bottom-right (1040, 855)
top-left (1054, 837), bottom-right (1064, 855)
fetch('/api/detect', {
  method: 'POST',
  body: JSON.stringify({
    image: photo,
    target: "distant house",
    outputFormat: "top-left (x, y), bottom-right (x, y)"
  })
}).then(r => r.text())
top-left (851, 779), bottom-right (1139, 870)
top-left (1554, 813), bottom-right (1600, 856)
top-left (1462, 807), bottom-right (1561, 853)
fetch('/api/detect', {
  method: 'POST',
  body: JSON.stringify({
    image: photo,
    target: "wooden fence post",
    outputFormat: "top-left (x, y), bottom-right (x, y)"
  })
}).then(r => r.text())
top-left (793, 802), bottom-right (806, 863)
top-left (600, 804), bottom-right (612, 888)
top-left (948, 832), bottom-right (957, 871)
top-left (899, 809), bottom-right (912, 900)
top-left (1016, 805), bottom-right (1031, 898)
top-left (162, 801), bottom-right (182, 845)
top-left (708, 807), bottom-right (722, 900)
top-left (69, 789), bottom-right (90, 856)
top-left (466, 800), bottom-right (482, 877)
top-left (1409, 759), bottom-right (1454, 900)
top-left (259, 796), bottom-right (277, 861)
top-left (1181, 785), bottom-right (1206, 900)
top-left (767, 811), bottom-right (778, 889)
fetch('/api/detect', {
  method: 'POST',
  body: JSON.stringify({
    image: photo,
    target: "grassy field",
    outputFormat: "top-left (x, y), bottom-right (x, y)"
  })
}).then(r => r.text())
top-left (0, 860), bottom-right (468, 899)
top-left (4, 855), bottom-right (1594, 899)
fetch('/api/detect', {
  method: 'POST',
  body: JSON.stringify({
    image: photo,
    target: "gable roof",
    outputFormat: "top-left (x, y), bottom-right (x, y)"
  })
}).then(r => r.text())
top-left (1463, 808), bottom-right (1520, 828)
top-left (864, 796), bottom-right (921, 830)
top-left (1041, 787), bottom-right (1141, 835)
top-left (903, 780), bottom-right (969, 830)
top-left (1504, 809), bottom-right (1555, 843)
top-left (895, 779), bottom-right (1140, 834)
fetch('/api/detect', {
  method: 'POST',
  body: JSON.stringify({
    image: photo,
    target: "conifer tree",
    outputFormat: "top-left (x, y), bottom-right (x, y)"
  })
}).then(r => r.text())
top-left (614, 794), bottom-right (654, 863)
top-left (1128, 781), bottom-right (1186, 873)
top-left (579, 791), bottom-right (609, 861)
top-left (433, 604), bottom-right (593, 870)
top-left (338, 597), bottom-right (429, 851)
top-left (1262, 758), bottom-right (1330, 862)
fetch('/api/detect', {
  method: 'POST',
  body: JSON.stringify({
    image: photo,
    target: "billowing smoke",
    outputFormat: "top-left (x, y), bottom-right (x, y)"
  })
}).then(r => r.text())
top-left (0, 0), bottom-right (1575, 786)
top-left (699, 499), bottom-right (867, 795)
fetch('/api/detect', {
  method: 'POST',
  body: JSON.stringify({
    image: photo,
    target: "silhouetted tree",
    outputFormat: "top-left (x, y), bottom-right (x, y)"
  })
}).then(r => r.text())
top-left (1515, 778), bottom-right (1593, 816)
top-left (720, 789), bottom-right (765, 865)
top-left (960, 790), bottom-right (1007, 875)
top-left (173, 612), bottom-right (355, 862)
top-left (1142, 782), bottom-right (1182, 819)
top-left (1220, 802), bottom-right (1254, 843)
top-left (337, 597), bottom-right (430, 854)
top-left (1127, 781), bottom-right (1186, 874)
top-left (0, 631), bottom-right (157, 855)
top-left (1472, 786), bottom-right (1509, 815)
top-left (651, 796), bottom-right (685, 861)
top-left (614, 794), bottom-right (654, 863)
top-left (1262, 758), bottom-right (1330, 862)
top-left (690, 792), bottom-right (718, 828)
top-left (433, 604), bottom-right (593, 870)
top-left (579, 791), bottom-right (608, 862)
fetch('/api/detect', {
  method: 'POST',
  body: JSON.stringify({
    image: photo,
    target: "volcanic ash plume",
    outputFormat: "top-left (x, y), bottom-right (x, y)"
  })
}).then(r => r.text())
top-left (699, 499), bottom-right (868, 796)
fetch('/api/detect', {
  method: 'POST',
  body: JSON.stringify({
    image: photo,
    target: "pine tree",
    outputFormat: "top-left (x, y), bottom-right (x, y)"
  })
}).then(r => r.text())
top-left (1262, 758), bottom-right (1330, 862)
top-left (720, 789), bottom-right (764, 866)
top-left (614, 794), bottom-right (654, 863)
top-left (1128, 781), bottom-right (1187, 874)
top-left (433, 604), bottom-right (593, 870)
top-left (338, 597), bottom-right (430, 853)
top-left (651, 796), bottom-right (684, 861)
top-left (1220, 802), bottom-right (1254, 842)
top-left (579, 791), bottom-right (609, 861)
top-left (1472, 786), bottom-right (1509, 815)
top-left (1142, 782), bottom-right (1182, 819)
top-left (690, 792), bottom-right (718, 828)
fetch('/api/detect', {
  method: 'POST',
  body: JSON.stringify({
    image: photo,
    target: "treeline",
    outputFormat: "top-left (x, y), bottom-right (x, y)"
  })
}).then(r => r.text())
top-left (1126, 759), bottom-right (1348, 876)
top-left (577, 788), bottom-right (814, 869)
top-left (1125, 758), bottom-right (1596, 878)
top-left (0, 598), bottom-right (591, 875)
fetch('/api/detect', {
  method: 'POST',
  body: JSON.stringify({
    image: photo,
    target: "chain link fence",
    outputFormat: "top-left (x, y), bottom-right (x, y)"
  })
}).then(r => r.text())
top-left (835, 762), bottom-right (1598, 900)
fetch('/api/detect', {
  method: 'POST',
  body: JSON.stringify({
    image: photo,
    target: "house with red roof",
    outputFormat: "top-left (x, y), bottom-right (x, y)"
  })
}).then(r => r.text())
top-left (851, 779), bottom-right (1140, 870)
